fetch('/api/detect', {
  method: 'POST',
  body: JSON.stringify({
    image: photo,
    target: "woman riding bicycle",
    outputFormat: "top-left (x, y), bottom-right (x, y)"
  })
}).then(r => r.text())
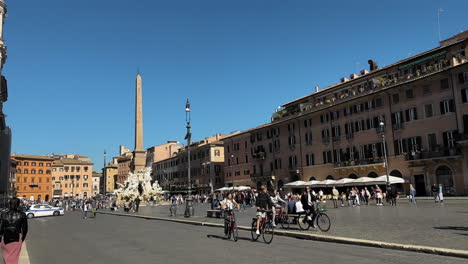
top-left (220, 193), bottom-right (240, 236)
top-left (255, 186), bottom-right (273, 235)
top-left (270, 190), bottom-right (287, 227)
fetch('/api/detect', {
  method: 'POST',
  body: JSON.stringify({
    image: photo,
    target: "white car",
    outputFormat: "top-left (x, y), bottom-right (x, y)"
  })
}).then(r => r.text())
top-left (25, 204), bottom-right (65, 218)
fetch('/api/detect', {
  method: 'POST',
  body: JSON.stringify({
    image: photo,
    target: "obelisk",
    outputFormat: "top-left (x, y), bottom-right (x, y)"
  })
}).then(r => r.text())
top-left (132, 73), bottom-right (146, 172)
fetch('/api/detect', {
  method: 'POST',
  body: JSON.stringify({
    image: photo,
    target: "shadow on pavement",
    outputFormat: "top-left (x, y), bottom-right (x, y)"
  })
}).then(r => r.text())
top-left (206, 234), bottom-right (252, 242)
top-left (434, 226), bottom-right (468, 231)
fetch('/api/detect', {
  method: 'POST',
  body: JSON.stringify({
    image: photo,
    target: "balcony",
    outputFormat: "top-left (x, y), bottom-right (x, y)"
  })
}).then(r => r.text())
top-left (252, 152), bottom-right (266, 160)
top-left (332, 136), bottom-right (341, 142)
top-left (322, 137), bottom-right (330, 143)
top-left (334, 158), bottom-right (384, 168)
top-left (29, 182), bottom-right (39, 187)
top-left (404, 148), bottom-right (461, 161)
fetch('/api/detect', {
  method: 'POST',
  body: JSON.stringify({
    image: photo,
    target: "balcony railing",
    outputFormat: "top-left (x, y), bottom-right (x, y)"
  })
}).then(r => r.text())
top-left (393, 123), bottom-right (404, 130)
top-left (334, 158), bottom-right (384, 168)
top-left (29, 182), bottom-right (39, 187)
top-left (404, 148), bottom-right (461, 161)
top-left (322, 137), bottom-right (330, 143)
top-left (252, 152), bottom-right (266, 160)
top-left (332, 136), bottom-right (341, 142)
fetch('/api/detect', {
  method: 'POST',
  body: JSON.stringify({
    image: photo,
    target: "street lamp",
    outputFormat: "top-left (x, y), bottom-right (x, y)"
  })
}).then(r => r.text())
top-left (379, 121), bottom-right (390, 190)
top-left (184, 99), bottom-right (194, 217)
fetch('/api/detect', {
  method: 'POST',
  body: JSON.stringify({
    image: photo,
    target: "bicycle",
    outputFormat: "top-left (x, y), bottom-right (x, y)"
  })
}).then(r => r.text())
top-left (274, 206), bottom-right (290, 229)
top-left (224, 209), bottom-right (239, 242)
top-left (298, 201), bottom-right (331, 232)
top-left (251, 210), bottom-right (274, 244)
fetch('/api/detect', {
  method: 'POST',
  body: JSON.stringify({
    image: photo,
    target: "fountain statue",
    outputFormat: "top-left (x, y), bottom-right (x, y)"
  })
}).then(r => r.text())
top-left (113, 167), bottom-right (163, 205)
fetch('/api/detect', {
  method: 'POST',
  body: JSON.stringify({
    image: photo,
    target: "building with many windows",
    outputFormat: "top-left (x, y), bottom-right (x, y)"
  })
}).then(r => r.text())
top-left (152, 134), bottom-right (232, 194)
top-left (11, 155), bottom-right (54, 201)
top-left (222, 31), bottom-right (468, 195)
top-left (51, 156), bottom-right (94, 199)
top-left (92, 172), bottom-right (102, 196)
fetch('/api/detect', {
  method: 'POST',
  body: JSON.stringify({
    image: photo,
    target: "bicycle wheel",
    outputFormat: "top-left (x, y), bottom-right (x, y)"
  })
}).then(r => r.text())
top-left (262, 223), bottom-right (274, 244)
top-left (232, 222), bottom-right (238, 242)
top-left (298, 214), bottom-right (310, 231)
top-left (280, 215), bottom-right (290, 229)
top-left (251, 220), bottom-right (260, 241)
top-left (316, 213), bottom-right (331, 232)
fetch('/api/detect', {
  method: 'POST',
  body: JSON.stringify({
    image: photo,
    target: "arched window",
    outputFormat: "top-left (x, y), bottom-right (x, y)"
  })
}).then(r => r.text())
top-left (46, 170), bottom-right (51, 174)
top-left (17, 169), bottom-right (21, 174)
top-left (390, 170), bottom-right (403, 178)
top-left (367, 172), bottom-right (378, 178)
top-left (309, 176), bottom-right (316, 181)
top-left (31, 169), bottom-right (36, 174)
top-left (38, 170), bottom-right (43, 174)
top-left (31, 162), bottom-right (36, 166)
top-left (436, 166), bottom-right (454, 194)
top-left (39, 162), bottom-right (43, 166)
top-left (24, 162), bottom-right (29, 166)
top-left (348, 173), bottom-right (358, 179)
top-left (326, 175), bottom-right (334, 180)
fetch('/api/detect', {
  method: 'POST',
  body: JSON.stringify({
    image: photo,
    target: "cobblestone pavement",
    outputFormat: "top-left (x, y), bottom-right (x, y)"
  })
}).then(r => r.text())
top-left (115, 199), bottom-right (468, 250)
top-left (25, 212), bottom-right (466, 264)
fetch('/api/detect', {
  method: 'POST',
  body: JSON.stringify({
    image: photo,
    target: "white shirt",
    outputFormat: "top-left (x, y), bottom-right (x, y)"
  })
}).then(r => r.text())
top-left (221, 199), bottom-right (235, 210)
top-left (295, 201), bottom-right (304, 213)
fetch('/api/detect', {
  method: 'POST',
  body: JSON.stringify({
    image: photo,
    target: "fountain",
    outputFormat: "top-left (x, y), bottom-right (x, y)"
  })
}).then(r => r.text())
top-left (113, 167), bottom-right (163, 205)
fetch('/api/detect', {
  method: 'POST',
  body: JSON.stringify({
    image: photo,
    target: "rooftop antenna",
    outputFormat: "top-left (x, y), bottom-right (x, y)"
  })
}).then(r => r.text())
top-left (437, 8), bottom-right (443, 41)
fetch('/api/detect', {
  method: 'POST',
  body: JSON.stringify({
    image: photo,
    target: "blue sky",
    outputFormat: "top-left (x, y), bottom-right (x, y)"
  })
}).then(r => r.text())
top-left (4, 0), bottom-right (468, 170)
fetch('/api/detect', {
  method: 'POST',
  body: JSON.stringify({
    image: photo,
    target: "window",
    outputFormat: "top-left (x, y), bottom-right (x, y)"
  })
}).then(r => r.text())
top-left (38, 170), bottom-right (43, 174)
top-left (443, 131), bottom-right (457, 148)
top-left (405, 89), bottom-right (414, 99)
top-left (440, 99), bottom-right (455, 114)
top-left (46, 163), bottom-right (51, 167)
top-left (65, 166), bottom-right (69, 172)
top-left (287, 123), bottom-right (295, 133)
top-left (375, 98), bottom-right (383, 108)
top-left (24, 162), bottom-right (28, 166)
top-left (440, 78), bottom-right (449, 90)
top-left (331, 126), bottom-right (341, 140)
top-left (422, 85), bottom-right (431, 96)
top-left (461, 88), bottom-right (468, 103)
top-left (424, 104), bottom-right (433, 118)
top-left (303, 119), bottom-right (312, 128)
top-left (322, 151), bottom-right (332, 164)
top-left (428, 133), bottom-right (437, 151)
top-left (288, 156), bottom-right (298, 169)
top-left (331, 111), bottom-right (339, 121)
top-left (343, 107), bottom-right (352, 116)
top-left (59, 168), bottom-right (63, 172)
top-left (52, 177), bottom-right (56, 181)
top-left (305, 132), bottom-right (313, 145)
top-left (305, 153), bottom-right (315, 166)
top-left (245, 155), bottom-right (248, 163)
top-left (52, 168), bottom-right (56, 172)
top-left (24, 169), bottom-right (28, 174)
top-left (405, 107), bottom-right (418, 121)
top-left (31, 162), bottom-right (36, 166)
top-left (321, 129), bottom-right (330, 143)
top-left (31, 169), bottom-right (36, 174)
top-left (39, 177), bottom-right (42, 183)
top-left (244, 141), bottom-right (248, 148)
top-left (320, 113), bottom-right (329, 123)
top-left (214, 150), bottom-right (220, 157)
top-left (39, 162), bottom-right (43, 166)
top-left (288, 136), bottom-right (296, 146)
top-left (392, 94), bottom-right (399, 104)
top-left (354, 120), bottom-right (365, 132)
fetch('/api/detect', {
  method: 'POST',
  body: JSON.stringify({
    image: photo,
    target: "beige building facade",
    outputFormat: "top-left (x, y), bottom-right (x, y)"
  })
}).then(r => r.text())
top-left (223, 32), bottom-right (468, 195)
top-left (153, 134), bottom-right (233, 194)
top-left (52, 156), bottom-right (94, 199)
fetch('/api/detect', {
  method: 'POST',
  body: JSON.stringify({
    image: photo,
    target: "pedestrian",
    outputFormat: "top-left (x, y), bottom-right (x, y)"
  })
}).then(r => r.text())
top-left (134, 197), bottom-right (141, 212)
top-left (431, 184), bottom-right (439, 203)
top-left (82, 201), bottom-right (89, 219)
top-left (438, 184), bottom-right (444, 203)
top-left (0, 198), bottom-right (28, 264)
top-left (364, 187), bottom-right (370, 205)
top-left (409, 184), bottom-right (416, 204)
top-left (332, 187), bottom-right (339, 208)
top-left (375, 185), bottom-right (383, 206)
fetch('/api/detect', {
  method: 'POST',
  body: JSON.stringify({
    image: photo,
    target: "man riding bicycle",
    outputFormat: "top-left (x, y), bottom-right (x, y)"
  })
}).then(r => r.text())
top-left (301, 186), bottom-right (318, 228)
top-left (270, 189), bottom-right (287, 227)
top-left (220, 193), bottom-right (240, 236)
top-left (255, 186), bottom-right (273, 235)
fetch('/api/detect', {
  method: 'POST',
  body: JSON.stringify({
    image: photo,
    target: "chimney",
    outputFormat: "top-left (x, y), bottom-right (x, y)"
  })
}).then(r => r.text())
top-left (360, 69), bottom-right (369, 75)
top-left (349, 73), bottom-right (359, 79)
top-left (368, 60), bottom-right (378, 71)
top-left (315, 84), bottom-right (319, 93)
top-left (340, 77), bottom-right (349, 83)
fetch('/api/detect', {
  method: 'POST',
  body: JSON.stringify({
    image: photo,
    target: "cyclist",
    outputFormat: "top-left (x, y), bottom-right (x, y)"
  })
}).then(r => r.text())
top-left (220, 193), bottom-right (240, 235)
top-left (301, 186), bottom-right (318, 228)
top-left (255, 186), bottom-right (273, 235)
top-left (270, 190), bottom-right (287, 227)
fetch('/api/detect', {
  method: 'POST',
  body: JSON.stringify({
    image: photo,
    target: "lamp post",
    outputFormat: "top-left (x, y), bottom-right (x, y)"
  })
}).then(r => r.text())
top-left (184, 99), bottom-right (194, 217)
top-left (379, 121), bottom-right (390, 190)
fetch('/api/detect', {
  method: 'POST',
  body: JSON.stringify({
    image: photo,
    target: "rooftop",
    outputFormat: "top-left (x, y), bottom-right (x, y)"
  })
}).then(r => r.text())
top-left (11, 154), bottom-right (54, 161)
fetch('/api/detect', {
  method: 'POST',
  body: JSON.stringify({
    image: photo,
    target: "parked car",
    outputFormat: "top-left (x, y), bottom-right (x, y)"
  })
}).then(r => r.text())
top-left (24, 204), bottom-right (64, 218)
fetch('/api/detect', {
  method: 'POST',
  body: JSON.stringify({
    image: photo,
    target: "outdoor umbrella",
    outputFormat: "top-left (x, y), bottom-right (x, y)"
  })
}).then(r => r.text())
top-left (334, 178), bottom-right (356, 187)
top-left (345, 177), bottom-right (375, 186)
top-left (284, 180), bottom-right (307, 187)
top-left (372, 175), bottom-right (405, 185)
top-left (304, 180), bottom-right (321, 187)
top-left (316, 179), bottom-right (337, 187)
top-left (235, 186), bottom-right (251, 191)
top-left (216, 187), bottom-right (230, 191)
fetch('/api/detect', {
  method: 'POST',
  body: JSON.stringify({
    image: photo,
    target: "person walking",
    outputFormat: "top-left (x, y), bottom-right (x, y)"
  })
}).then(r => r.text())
top-left (332, 187), bottom-right (339, 208)
top-left (375, 186), bottom-right (383, 206)
top-left (438, 184), bottom-right (444, 203)
top-left (0, 198), bottom-right (28, 264)
top-left (409, 184), bottom-right (416, 204)
top-left (82, 201), bottom-right (89, 219)
top-left (431, 184), bottom-right (439, 203)
top-left (134, 197), bottom-right (141, 213)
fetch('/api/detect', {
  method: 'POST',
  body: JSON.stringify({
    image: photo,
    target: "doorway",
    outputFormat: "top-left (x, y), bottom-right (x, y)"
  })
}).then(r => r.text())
top-left (414, 174), bottom-right (426, 196)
